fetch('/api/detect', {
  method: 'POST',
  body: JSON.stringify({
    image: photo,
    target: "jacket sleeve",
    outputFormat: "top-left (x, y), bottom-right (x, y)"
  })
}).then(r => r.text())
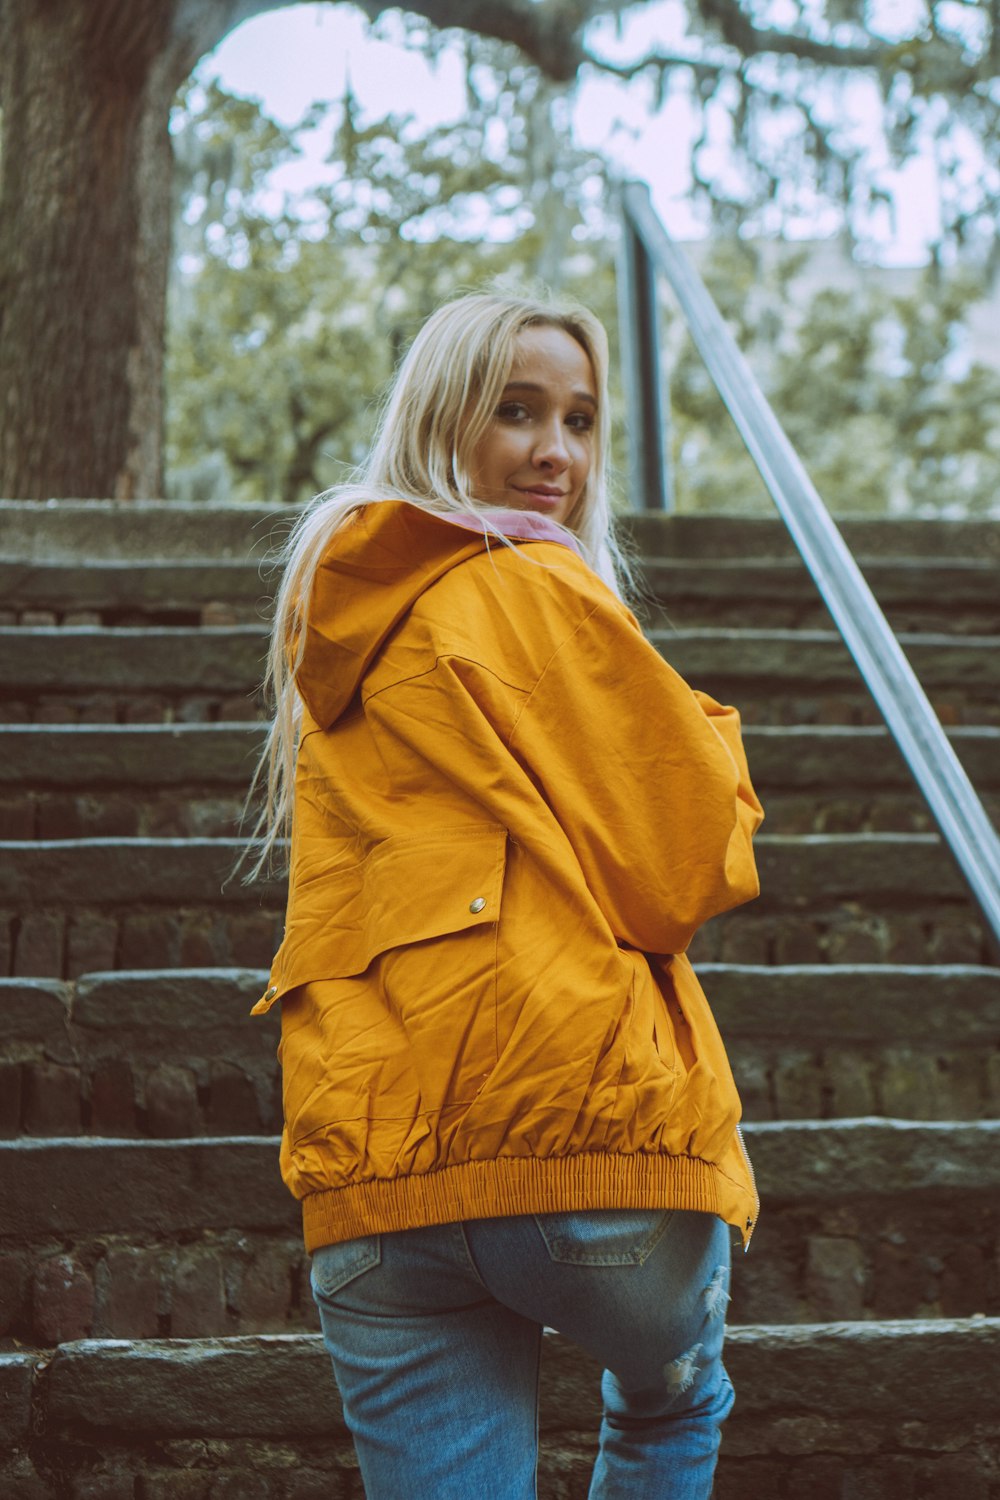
top-left (506, 584), bottom-right (764, 956)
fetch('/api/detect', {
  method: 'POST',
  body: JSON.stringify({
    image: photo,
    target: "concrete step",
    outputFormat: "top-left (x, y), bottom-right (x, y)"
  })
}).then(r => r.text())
top-left (645, 628), bottom-right (1000, 727)
top-left (3, 723), bottom-right (997, 839)
top-left (621, 511), bottom-right (1000, 562)
top-left (2, 966), bottom-right (997, 1140)
top-left (0, 1123), bottom-right (997, 1343)
top-left (0, 559), bottom-right (271, 626)
top-left (3, 721), bottom-right (996, 787)
top-left (1, 1323), bottom-right (997, 1498)
top-left (741, 724), bottom-right (1000, 833)
top-left (0, 723), bottom-right (263, 786)
top-left (1, 726), bottom-right (996, 841)
top-left (0, 622), bottom-right (265, 693)
top-left (639, 555), bottom-right (1000, 634)
top-left (0, 970), bottom-right (279, 1139)
top-left (0, 500), bottom-right (290, 561)
top-left (0, 833), bottom-right (989, 978)
top-left (4, 553), bottom-right (999, 636)
top-left (0, 829), bottom-right (974, 909)
top-left (0, 723), bottom-right (260, 841)
top-left (5, 499), bottom-right (998, 562)
top-left (3, 624), bottom-right (998, 693)
top-left (5, 1123), bottom-right (995, 1240)
top-left (4, 624), bottom-right (998, 727)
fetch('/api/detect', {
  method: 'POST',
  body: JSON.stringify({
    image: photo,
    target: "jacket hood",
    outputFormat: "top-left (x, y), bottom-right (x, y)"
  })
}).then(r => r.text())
top-left (296, 500), bottom-right (581, 730)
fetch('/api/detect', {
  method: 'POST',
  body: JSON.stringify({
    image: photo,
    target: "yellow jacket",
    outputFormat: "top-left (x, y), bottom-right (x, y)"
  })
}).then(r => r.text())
top-left (253, 502), bottom-right (764, 1253)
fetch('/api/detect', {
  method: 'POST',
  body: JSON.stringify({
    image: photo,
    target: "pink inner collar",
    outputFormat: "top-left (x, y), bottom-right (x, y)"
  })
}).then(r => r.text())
top-left (438, 506), bottom-right (583, 556)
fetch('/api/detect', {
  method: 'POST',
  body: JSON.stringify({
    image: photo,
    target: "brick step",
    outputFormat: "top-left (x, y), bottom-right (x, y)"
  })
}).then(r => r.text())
top-left (0, 970), bottom-right (278, 1139)
top-left (1, 834), bottom-right (989, 977)
top-left (622, 511), bottom-right (1000, 562)
top-left (4, 1195), bottom-right (999, 1342)
top-left (0, 1124), bottom-right (998, 1343)
top-left (0, 828), bottom-right (979, 908)
top-left (4, 1124), bottom-right (994, 1240)
top-left (5, 499), bottom-right (999, 561)
top-left (703, 962), bottom-right (1000, 1121)
top-left (3, 626), bottom-right (1000, 728)
top-left (639, 556), bottom-right (1000, 634)
top-left (739, 724), bottom-right (1000, 833)
top-left (0, 627), bottom-right (267, 730)
top-left (2, 724), bottom-right (998, 839)
top-left (0, 499), bottom-right (290, 561)
top-left (2, 966), bottom-right (997, 1140)
top-left (1, 1323), bottom-right (997, 1500)
top-left (0, 559), bottom-right (271, 627)
top-left (4, 554), bottom-right (999, 636)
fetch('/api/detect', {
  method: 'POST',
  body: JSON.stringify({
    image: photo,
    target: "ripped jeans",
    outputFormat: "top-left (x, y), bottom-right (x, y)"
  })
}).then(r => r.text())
top-left (310, 1208), bottom-right (734, 1499)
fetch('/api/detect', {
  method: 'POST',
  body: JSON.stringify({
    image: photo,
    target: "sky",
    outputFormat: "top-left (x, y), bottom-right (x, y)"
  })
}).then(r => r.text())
top-left (199, 1), bottom-right (944, 263)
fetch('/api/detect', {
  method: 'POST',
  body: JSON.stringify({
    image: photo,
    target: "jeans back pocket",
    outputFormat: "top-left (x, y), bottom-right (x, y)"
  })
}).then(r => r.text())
top-left (533, 1208), bottom-right (673, 1266)
top-left (310, 1234), bottom-right (382, 1297)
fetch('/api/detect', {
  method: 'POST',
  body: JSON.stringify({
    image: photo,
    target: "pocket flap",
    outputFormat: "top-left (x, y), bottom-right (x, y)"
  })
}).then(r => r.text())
top-left (253, 823), bottom-right (507, 1013)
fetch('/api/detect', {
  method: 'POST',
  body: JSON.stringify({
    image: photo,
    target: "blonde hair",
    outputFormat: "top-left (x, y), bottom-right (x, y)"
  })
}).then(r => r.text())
top-left (245, 289), bottom-right (630, 878)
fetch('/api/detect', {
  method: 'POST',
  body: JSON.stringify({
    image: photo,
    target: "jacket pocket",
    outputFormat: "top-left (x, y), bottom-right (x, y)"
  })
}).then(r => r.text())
top-left (533, 1208), bottom-right (674, 1266)
top-left (310, 1235), bottom-right (381, 1298)
top-left (253, 823), bottom-right (507, 1012)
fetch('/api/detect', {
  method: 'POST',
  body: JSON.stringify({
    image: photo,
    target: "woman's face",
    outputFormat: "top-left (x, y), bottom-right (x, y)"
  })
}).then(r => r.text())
top-left (469, 324), bottom-right (597, 526)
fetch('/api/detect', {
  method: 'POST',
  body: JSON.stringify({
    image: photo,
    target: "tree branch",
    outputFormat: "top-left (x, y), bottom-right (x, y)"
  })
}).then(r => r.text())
top-left (587, 48), bottom-right (726, 90)
top-left (695, 0), bottom-right (890, 68)
top-left (354, 0), bottom-right (593, 81)
top-left (161, 0), bottom-right (985, 101)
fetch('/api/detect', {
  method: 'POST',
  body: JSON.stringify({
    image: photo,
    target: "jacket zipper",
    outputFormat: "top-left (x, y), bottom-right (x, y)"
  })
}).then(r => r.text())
top-left (735, 1123), bottom-right (759, 1252)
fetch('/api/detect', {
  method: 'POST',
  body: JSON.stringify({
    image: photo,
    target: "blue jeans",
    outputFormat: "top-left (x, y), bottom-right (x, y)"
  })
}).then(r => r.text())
top-left (310, 1207), bottom-right (734, 1499)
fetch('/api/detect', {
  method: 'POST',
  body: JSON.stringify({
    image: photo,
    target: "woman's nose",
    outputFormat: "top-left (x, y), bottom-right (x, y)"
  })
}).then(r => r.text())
top-left (533, 419), bottom-right (569, 469)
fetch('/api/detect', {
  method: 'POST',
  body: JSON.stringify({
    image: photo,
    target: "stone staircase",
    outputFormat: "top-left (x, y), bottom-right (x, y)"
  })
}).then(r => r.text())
top-left (1, 499), bottom-right (998, 1498)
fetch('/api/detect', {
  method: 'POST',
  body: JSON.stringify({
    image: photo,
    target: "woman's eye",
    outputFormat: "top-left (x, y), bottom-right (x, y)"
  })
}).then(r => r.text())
top-left (497, 401), bottom-right (529, 422)
top-left (568, 412), bottom-right (595, 433)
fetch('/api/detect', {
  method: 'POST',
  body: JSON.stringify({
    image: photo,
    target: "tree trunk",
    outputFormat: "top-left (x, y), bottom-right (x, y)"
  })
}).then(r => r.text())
top-left (0, 0), bottom-right (287, 500)
top-left (0, 0), bottom-right (582, 501)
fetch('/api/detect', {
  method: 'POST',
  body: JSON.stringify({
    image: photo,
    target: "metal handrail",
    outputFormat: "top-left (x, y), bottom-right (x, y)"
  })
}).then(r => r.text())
top-left (619, 179), bottom-right (1000, 952)
top-left (617, 207), bottom-right (669, 511)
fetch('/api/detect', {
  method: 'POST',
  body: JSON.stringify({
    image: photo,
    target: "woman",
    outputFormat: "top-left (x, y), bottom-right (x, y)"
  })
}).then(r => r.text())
top-left (250, 290), bottom-right (763, 1499)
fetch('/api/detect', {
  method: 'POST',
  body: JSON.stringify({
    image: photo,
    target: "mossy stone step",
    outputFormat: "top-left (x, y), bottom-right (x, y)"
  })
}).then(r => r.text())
top-left (3, 723), bottom-right (996, 840)
top-left (2, 1121), bottom-right (997, 1239)
top-left (0, 832), bottom-right (970, 907)
top-left (1, 833), bottom-right (990, 976)
top-left (1, 1321), bottom-right (996, 1497)
top-left (3, 625), bottom-right (998, 693)
top-left (3, 966), bottom-right (997, 1139)
top-left (3, 556), bottom-right (998, 636)
top-left (1, 1126), bottom-right (998, 1337)
top-left (2, 722), bottom-right (997, 789)
top-left (5, 499), bottom-right (998, 561)
top-left (638, 556), bottom-right (1000, 633)
top-left (622, 511), bottom-right (1000, 561)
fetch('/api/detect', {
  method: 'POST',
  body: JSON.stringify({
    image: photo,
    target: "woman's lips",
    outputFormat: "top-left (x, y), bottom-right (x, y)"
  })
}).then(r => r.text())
top-left (513, 487), bottom-right (566, 509)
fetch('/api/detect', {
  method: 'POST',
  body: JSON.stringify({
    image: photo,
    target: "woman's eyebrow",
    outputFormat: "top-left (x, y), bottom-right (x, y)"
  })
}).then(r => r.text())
top-left (502, 380), bottom-right (597, 408)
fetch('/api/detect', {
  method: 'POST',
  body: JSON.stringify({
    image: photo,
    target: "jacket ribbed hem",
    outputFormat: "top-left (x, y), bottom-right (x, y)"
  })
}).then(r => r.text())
top-left (300, 1151), bottom-right (757, 1255)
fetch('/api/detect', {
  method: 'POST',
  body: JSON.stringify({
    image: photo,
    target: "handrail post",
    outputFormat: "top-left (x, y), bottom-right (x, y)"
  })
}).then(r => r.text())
top-left (617, 197), bottom-right (671, 511)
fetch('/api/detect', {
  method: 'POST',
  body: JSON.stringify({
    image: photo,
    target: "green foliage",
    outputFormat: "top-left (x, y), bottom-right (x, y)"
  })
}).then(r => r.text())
top-left (165, 54), bottom-right (618, 508)
top-left (166, 65), bottom-right (1000, 518)
top-left (666, 242), bottom-right (1000, 516)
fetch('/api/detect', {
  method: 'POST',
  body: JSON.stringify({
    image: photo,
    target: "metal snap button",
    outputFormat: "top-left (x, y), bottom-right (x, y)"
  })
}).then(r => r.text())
top-left (469, 897), bottom-right (486, 914)
top-left (264, 985), bottom-right (278, 1000)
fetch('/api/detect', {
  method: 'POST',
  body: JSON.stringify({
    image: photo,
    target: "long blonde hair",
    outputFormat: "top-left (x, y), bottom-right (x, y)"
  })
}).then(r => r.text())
top-left (245, 289), bottom-right (630, 878)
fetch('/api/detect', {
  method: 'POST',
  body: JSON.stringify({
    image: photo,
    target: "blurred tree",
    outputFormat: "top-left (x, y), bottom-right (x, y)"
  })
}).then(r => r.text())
top-left (168, 76), bottom-right (1000, 517)
top-left (1, 0), bottom-right (997, 499)
top-left (166, 57), bottom-right (618, 506)
top-left (666, 240), bottom-right (1000, 515)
